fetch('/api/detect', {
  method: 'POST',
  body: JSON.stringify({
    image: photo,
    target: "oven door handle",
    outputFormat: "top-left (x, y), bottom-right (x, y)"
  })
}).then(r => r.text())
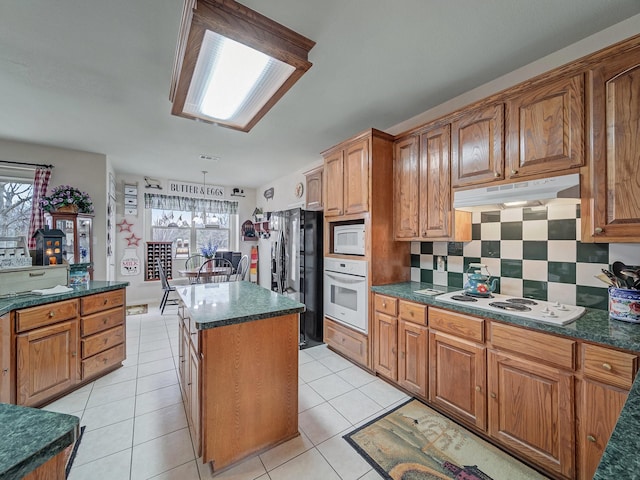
top-left (325, 272), bottom-right (364, 284)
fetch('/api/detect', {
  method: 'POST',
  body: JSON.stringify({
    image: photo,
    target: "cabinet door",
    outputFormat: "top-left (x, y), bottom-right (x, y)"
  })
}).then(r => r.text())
top-left (323, 150), bottom-right (344, 217)
top-left (578, 379), bottom-right (628, 480)
top-left (451, 104), bottom-right (504, 187)
top-left (188, 343), bottom-right (201, 457)
top-left (429, 331), bottom-right (486, 430)
top-left (344, 139), bottom-right (370, 215)
top-left (0, 313), bottom-right (11, 404)
top-left (178, 323), bottom-right (189, 404)
top-left (506, 74), bottom-right (584, 178)
top-left (16, 320), bottom-right (79, 406)
top-left (393, 135), bottom-right (420, 239)
top-left (586, 47), bottom-right (640, 241)
top-left (488, 350), bottom-right (575, 478)
top-left (305, 167), bottom-right (323, 211)
top-left (398, 320), bottom-right (427, 397)
top-left (373, 311), bottom-right (397, 380)
top-left (420, 125), bottom-right (451, 238)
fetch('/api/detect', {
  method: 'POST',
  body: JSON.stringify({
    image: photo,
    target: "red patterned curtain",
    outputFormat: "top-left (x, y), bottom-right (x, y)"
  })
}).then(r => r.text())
top-left (27, 167), bottom-right (52, 249)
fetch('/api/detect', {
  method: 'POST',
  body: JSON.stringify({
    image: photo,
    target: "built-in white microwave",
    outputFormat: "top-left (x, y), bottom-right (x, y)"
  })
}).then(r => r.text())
top-left (333, 224), bottom-right (365, 255)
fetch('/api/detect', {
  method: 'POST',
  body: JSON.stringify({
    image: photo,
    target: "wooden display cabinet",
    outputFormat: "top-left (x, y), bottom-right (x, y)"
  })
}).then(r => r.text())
top-left (46, 212), bottom-right (93, 279)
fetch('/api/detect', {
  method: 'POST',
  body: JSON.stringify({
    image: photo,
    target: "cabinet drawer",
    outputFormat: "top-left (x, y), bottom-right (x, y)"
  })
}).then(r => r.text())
top-left (583, 343), bottom-right (638, 389)
top-left (324, 317), bottom-right (367, 366)
top-left (399, 300), bottom-right (427, 326)
top-left (430, 307), bottom-right (484, 343)
top-left (82, 325), bottom-right (124, 359)
top-left (16, 299), bottom-right (78, 333)
top-left (374, 294), bottom-right (397, 316)
top-left (81, 307), bottom-right (124, 336)
top-left (81, 343), bottom-right (125, 380)
top-left (490, 322), bottom-right (576, 370)
top-left (81, 289), bottom-right (125, 315)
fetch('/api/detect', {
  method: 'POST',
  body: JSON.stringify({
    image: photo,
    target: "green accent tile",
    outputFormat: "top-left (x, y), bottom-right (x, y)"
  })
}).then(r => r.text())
top-left (463, 257), bottom-right (481, 272)
top-left (523, 207), bottom-right (547, 220)
top-left (576, 204), bottom-right (581, 218)
top-left (548, 261), bottom-right (576, 284)
top-left (576, 285), bottom-right (608, 310)
top-left (576, 243), bottom-right (609, 263)
top-left (501, 221), bottom-right (523, 240)
top-left (548, 219), bottom-right (576, 240)
top-left (481, 241), bottom-right (500, 258)
top-left (500, 259), bottom-right (523, 278)
top-left (448, 272), bottom-right (463, 288)
top-left (411, 254), bottom-right (420, 268)
top-left (421, 243), bottom-right (433, 254)
top-left (420, 269), bottom-right (433, 284)
top-left (523, 241), bottom-right (547, 260)
top-left (523, 280), bottom-right (548, 301)
top-left (448, 242), bottom-right (463, 256)
top-left (472, 223), bottom-right (481, 240)
top-left (481, 211), bottom-right (501, 223)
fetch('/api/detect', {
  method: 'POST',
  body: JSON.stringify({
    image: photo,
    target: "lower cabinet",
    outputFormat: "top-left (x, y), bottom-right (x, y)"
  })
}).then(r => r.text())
top-left (398, 319), bottom-right (427, 397)
top-left (487, 349), bottom-right (575, 479)
top-left (323, 317), bottom-right (368, 367)
top-left (16, 320), bottom-right (79, 407)
top-left (178, 306), bottom-right (201, 456)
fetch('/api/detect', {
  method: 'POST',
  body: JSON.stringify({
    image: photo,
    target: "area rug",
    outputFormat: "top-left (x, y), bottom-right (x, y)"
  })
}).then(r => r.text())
top-left (344, 399), bottom-right (547, 480)
top-left (64, 425), bottom-right (85, 478)
top-left (126, 304), bottom-right (148, 315)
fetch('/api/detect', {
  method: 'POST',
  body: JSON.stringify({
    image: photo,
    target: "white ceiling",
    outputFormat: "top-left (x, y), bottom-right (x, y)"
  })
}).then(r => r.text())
top-left (0, 1), bottom-right (639, 188)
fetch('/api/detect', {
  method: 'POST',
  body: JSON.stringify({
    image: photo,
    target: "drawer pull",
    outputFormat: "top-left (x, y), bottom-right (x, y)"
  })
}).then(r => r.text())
top-left (475, 385), bottom-right (481, 392)
top-left (48, 311), bottom-right (55, 318)
top-left (587, 435), bottom-right (597, 443)
top-left (103, 299), bottom-right (108, 305)
top-left (602, 363), bottom-right (613, 371)
top-left (103, 319), bottom-right (108, 325)
top-left (29, 271), bottom-right (46, 277)
top-left (490, 392), bottom-right (496, 399)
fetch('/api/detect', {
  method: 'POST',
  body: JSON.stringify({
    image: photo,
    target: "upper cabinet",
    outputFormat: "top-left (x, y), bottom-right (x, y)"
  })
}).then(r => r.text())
top-left (304, 166), bottom-right (323, 211)
top-left (322, 129), bottom-right (394, 218)
top-left (451, 103), bottom-right (504, 187)
top-left (394, 124), bottom-right (470, 241)
top-left (583, 44), bottom-right (640, 242)
top-left (506, 74), bottom-right (584, 178)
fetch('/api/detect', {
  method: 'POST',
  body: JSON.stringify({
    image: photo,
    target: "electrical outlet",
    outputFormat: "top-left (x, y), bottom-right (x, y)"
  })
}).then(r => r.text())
top-left (437, 256), bottom-right (447, 272)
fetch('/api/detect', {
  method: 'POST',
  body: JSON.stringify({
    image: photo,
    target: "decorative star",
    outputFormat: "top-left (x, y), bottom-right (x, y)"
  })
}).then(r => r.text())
top-left (117, 219), bottom-right (133, 232)
top-left (125, 233), bottom-right (141, 247)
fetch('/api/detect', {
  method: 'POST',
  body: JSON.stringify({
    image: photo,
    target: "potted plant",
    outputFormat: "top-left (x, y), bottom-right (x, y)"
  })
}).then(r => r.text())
top-left (40, 185), bottom-right (94, 214)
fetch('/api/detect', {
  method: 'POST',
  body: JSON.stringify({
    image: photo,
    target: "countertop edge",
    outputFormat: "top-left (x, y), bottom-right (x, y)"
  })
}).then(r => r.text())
top-left (195, 306), bottom-right (305, 330)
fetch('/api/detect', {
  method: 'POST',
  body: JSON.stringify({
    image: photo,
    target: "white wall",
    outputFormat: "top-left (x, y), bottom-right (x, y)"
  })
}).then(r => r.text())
top-left (0, 138), bottom-right (108, 278)
top-left (114, 172), bottom-right (257, 305)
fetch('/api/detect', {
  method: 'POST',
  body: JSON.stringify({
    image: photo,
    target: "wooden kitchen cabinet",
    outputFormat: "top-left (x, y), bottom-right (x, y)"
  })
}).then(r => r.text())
top-left (583, 44), bottom-right (640, 242)
top-left (16, 320), bottom-right (79, 407)
top-left (429, 307), bottom-right (487, 431)
top-left (0, 312), bottom-right (12, 404)
top-left (177, 305), bottom-right (201, 456)
top-left (304, 165), bottom-right (323, 211)
top-left (373, 311), bottom-right (398, 380)
top-left (322, 129), bottom-right (394, 218)
top-left (505, 74), bottom-right (584, 178)
top-left (323, 317), bottom-right (369, 367)
top-left (394, 126), bottom-right (470, 241)
top-left (451, 103), bottom-right (504, 187)
top-left (398, 319), bottom-right (428, 397)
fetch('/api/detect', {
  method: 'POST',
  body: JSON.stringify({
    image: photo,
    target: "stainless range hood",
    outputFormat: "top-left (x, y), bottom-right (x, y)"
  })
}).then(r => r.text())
top-left (453, 173), bottom-right (580, 212)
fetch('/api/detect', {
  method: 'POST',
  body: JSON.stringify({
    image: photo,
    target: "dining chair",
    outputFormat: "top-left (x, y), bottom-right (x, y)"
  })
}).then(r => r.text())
top-left (185, 254), bottom-right (206, 284)
top-left (234, 255), bottom-right (249, 281)
top-left (196, 258), bottom-right (234, 284)
top-left (157, 258), bottom-right (179, 314)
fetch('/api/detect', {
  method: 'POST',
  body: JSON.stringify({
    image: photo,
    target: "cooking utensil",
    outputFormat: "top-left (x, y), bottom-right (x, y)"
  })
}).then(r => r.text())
top-left (612, 261), bottom-right (632, 288)
top-left (620, 269), bottom-right (640, 289)
top-left (602, 268), bottom-right (623, 288)
top-left (594, 273), bottom-right (614, 286)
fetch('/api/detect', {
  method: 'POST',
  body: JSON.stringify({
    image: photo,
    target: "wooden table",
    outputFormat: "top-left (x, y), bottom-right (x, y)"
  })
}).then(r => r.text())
top-left (178, 267), bottom-right (232, 282)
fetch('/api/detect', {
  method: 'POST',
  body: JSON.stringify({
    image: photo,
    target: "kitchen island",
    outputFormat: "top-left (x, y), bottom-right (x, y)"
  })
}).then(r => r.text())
top-left (176, 281), bottom-right (304, 474)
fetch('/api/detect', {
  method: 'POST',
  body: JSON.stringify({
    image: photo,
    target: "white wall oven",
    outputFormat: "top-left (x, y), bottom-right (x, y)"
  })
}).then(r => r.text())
top-left (324, 258), bottom-right (368, 333)
top-left (333, 224), bottom-right (365, 255)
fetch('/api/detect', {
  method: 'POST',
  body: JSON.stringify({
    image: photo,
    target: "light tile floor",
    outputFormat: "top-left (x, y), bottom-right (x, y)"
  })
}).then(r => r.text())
top-left (42, 305), bottom-right (410, 479)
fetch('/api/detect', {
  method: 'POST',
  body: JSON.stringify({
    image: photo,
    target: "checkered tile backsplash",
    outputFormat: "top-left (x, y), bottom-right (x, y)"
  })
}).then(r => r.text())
top-left (410, 204), bottom-right (640, 310)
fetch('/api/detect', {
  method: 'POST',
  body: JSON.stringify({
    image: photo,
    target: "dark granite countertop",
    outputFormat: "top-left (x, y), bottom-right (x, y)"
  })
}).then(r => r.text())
top-left (0, 403), bottom-right (79, 479)
top-left (372, 281), bottom-right (640, 480)
top-left (0, 280), bottom-right (129, 316)
top-left (176, 281), bottom-right (305, 330)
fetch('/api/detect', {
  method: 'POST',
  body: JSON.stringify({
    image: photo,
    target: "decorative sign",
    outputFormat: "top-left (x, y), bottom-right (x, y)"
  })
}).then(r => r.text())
top-left (264, 187), bottom-right (274, 201)
top-left (120, 248), bottom-right (140, 276)
top-left (117, 219), bottom-right (133, 232)
top-left (126, 233), bottom-right (141, 247)
top-left (168, 179), bottom-right (225, 199)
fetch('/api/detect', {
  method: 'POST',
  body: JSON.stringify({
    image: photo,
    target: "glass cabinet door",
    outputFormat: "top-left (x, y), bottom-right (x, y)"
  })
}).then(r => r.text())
top-left (55, 218), bottom-right (76, 264)
top-left (77, 217), bottom-right (92, 263)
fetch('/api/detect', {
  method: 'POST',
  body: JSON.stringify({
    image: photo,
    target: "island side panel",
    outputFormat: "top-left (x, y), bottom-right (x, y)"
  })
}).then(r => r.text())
top-left (201, 313), bottom-right (299, 471)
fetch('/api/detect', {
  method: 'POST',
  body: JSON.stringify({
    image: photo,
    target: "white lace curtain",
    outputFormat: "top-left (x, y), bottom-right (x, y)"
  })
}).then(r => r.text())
top-left (144, 193), bottom-right (238, 214)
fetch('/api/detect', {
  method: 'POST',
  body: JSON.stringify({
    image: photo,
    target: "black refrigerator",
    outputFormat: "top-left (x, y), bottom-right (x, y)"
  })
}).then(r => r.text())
top-left (270, 208), bottom-right (323, 349)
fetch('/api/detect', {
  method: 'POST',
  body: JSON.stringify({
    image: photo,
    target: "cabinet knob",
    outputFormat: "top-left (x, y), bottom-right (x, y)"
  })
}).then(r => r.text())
top-left (48, 311), bottom-right (55, 318)
top-left (187, 382), bottom-right (192, 386)
top-left (382, 301), bottom-right (387, 308)
top-left (511, 169), bottom-right (518, 175)
top-left (2, 368), bottom-right (8, 375)
top-left (494, 172), bottom-right (500, 178)
top-left (72, 352), bottom-right (77, 357)
top-left (400, 351), bottom-right (405, 359)
top-left (475, 385), bottom-right (481, 392)
top-left (595, 227), bottom-right (604, 234)
top-left (602, 363), bottom-right (613, 371)
top-left (490, 392), bottom-right (496, 398)
top-left (103, 299), bottom-right (108, 305)
top-left (587, 435), bottom-right (597, 443)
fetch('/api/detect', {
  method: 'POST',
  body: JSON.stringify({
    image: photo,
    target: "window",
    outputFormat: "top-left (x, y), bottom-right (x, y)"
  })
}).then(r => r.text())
top-left (150, 208), bottom-right (233, 258)
top-left (0, 176), bottom-right (33, 238)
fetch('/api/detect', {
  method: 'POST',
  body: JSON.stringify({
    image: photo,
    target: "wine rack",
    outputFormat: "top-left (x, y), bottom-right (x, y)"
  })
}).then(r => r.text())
top-left (145, 241), bottom-right (173, 281)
